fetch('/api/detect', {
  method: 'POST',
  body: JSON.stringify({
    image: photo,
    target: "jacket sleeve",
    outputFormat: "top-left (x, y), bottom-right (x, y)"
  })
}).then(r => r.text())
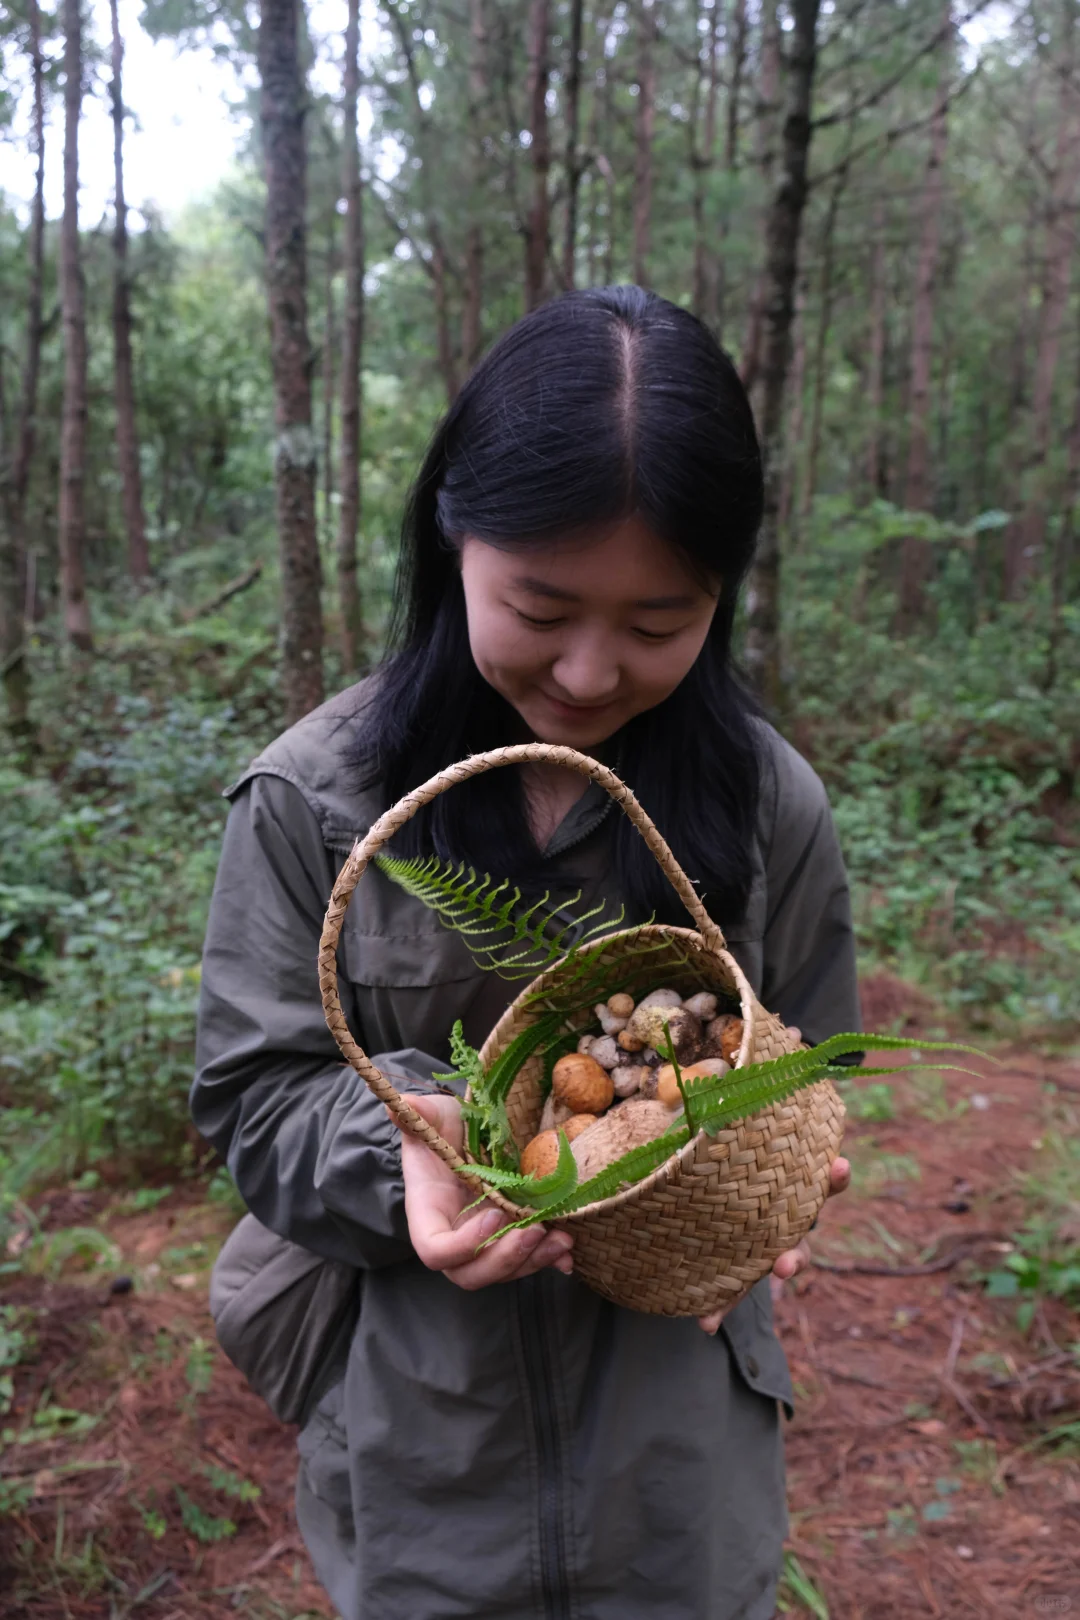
top-left (758, 736), bottom-right (862, 1046)
top-left (192, 773), bottom-right (416, 1268)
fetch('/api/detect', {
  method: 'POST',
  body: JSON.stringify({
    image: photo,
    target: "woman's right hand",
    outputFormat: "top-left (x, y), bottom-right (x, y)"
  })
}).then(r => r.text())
top-left (399, 1092), bottom-right (575, 1289)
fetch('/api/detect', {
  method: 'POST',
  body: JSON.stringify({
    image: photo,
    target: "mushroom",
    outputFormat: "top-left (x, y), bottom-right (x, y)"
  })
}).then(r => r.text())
top-left (552, 1053), bottom-right (615, 1115)
top-left (606, 992), bottom-right (635, 1019)
top-left (702, 1014), bottom-right (744, 1066)
top-left (594, 1002), bottom-right (629, 1036)
top-left (655, 1056), bottom-right (729, 1108)
top-left (587, 1035), bottom-right (621, 1071)
top-left (624, 1003), bottom-right (703, 1065)
top-left (683, 991), bottom-right (718, 1021)
top-left (570, 1099), bottom-right (679, 1181)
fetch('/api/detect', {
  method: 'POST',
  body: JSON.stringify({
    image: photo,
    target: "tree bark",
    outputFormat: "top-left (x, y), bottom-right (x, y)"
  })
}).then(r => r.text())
top-left (524, 0), bottom-right (552, 310)
top-left (259, 0), bottom-right (324, 723)
top-left (740, 0), bottom-right (781, 395)
top-left (632, 0), bottom-right (658, 287)
top-left (897, 0), bottom-right (952, 630)
top-left (743, 0), bottom-right (821, 710)
top-left (322, 201), bottom-right (336, 547)
top-left (109, 0), bottom-right (149, 583)
top-left (691, 0), bottom-right (721, 321)
top-left (726, 0), bottom-right (748, 170)
top-left (337, 0), bottom-right (364, 675)
top-left (461, 0), bottom-right (489, 367)
top-left (865, 199), bottom-right (887, 497)
top-left (0, 0), bottom-right (46, 741)
top-left (801, 162), bottom-right (848, 519)
top-left (58, 0), bottom-right (93, 652)
top-left (1007, 6), bottom-right (1080, 600)
top-left (562, 0), bottom-right (585, 288)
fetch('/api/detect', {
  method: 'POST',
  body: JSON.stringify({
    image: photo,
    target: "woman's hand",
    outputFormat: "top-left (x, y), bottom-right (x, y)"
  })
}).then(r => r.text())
top-left (695, 1155), bottom-right (851, 1336)
top-left (399, 1092), bottom-right (574, 1289)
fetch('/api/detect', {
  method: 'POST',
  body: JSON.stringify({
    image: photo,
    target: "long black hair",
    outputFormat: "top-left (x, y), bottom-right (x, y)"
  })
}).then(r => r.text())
top-left (351, 286), bottom-right (765, 928)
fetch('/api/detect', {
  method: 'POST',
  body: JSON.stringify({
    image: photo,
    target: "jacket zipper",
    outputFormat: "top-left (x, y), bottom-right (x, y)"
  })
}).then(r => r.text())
top-left (518, 1274), bottom-right (572, 1620)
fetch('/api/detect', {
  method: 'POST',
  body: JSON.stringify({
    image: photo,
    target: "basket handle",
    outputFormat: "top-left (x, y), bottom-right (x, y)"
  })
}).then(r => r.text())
top-left (318, 743), bottom-right (728, 1178)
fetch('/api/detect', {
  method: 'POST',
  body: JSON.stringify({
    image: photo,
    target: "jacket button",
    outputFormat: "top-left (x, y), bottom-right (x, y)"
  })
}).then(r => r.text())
top-left (745, 1355), bottom-right (760, 1378)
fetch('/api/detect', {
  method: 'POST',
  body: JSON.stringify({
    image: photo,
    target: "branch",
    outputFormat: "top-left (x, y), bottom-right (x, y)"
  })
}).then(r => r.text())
top-left (181, 561), bottom-right (263, 623)
top-left (813, 0), bottom-right (995, 130)
top-left (810, 64), bottom-right (981, 189)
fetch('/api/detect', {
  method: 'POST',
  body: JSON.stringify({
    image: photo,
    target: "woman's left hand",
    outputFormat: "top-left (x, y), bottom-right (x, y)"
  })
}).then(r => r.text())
top-left (695, 1155), bottom-right (851, 1336)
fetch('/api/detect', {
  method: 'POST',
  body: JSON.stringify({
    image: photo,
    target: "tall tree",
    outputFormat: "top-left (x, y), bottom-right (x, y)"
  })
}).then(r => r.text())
top-left (462, 0), bottom-right (489, 366)
top-left (897, 1), bottom-right (952, 630)
top-left (259, 0), bottom-right (324, 722)
top-left (524, 0), bottom-right (551, 309)
top-left (109, 0), bottom-right (149, 583)
top-left (562, 0), bottom-right (585, 287)
top-left (0, 0), bottom-right (47, 741)
top-left (743, 0), bottom-right (822, 709)
top-left (633, 0), bottom-right (658, 286)
top-left (338, 0), bottom-right (365, 675)
top-left (726, 0), bottom-right (748, 169)
top-left (865, 198), bottom-right (888, 497)
top-left (58, 0), bottom-right (93, 652)
top-left (801, 160), bottom-right (849, 518)
top-left (1008, 4), bottom-right (1080, 599)
top-left (739, 0), bottom-right (781, 394)
top-left (690, 0), bottom-right (721, 322)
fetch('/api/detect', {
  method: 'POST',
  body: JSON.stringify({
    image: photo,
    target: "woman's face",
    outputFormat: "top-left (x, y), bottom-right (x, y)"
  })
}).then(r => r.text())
top-left (459, 514), bottom-right (719, 748)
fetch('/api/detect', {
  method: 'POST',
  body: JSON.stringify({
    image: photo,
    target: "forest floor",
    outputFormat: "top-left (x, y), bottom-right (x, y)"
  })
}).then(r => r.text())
top-left (0, 975), bottom-right (1077, 1619)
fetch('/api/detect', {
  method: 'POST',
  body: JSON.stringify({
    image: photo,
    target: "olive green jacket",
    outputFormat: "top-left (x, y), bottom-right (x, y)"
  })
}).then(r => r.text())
top-left (192, 681), bottom-right (860, 1620)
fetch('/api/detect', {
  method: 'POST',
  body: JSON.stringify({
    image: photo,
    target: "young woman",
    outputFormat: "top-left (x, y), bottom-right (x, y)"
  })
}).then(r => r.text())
top-left (193, 286), bottom-right (858, 1620)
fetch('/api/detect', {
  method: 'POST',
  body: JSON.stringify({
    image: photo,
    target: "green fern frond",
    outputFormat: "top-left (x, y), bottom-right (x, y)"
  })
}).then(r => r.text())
top-left (377, 853), bottom-right (623, 979)
top-left (457, 1128), bottom-right (580, 1210)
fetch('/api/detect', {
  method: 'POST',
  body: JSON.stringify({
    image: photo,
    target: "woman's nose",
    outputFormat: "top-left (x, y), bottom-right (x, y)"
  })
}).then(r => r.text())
top-left (551, 633), bottom-right (621, 702)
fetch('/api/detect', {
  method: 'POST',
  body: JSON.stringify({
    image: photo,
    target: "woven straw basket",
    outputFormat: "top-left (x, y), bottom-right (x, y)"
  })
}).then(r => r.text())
top-left (319, 744), bottom-right (845, 1318)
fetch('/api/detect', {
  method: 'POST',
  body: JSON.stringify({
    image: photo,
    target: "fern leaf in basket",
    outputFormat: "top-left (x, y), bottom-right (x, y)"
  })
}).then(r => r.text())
top-left (376, 853), bottom-right (624, 979)
top-left (471, 1032), bottom-right (993, 1238)
top-left (464, 1128), bottom-right (581, 1210)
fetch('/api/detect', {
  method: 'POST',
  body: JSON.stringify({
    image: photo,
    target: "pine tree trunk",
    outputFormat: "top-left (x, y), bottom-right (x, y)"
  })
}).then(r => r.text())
top-left (691, 0), bottom-right (720, 321)
top-left (109, 0), bottom-right (149, 583)
top-left (337, 0), bottom-right (364, 675)
top-left (726, 0), bottom-right (748, 170)
top-left (897, 1), bottom-right (951, 631)
top-left (461, 0), bottom-right (488, 367)
top-left (524, 0), bottom-right (551, 310)
top-left (1, 0), bottom-right (45, 742)
top-left (632, 0), bottom-right (658, 287)
top-left (801, 163), bottom-right (847, 519)
top-left (322, 204), bottom-right (336, 547)
top-left (865, 199), bottom-right (887, 497)
top-left (259, 0), bottom-right (324, 723)
top-left (779, 278), bottom-right (807, 535)
top-left (1007, 8), bottom-right (1080, 600)
top-left (740, 0), bottom-right (781, 396)
top-left (58, 0), bottom-right (93, 653)
top-left (562, 0), bottom-right (585, 288)
top-left (743, 0), bottom-right (821, 710)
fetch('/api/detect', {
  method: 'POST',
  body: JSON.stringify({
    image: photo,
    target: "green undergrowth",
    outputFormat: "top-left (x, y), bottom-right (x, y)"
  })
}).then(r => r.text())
top-left (1, 504), bottom-right (1078, 1213)
top-left (788, 499), bottom-right (1080, 1040)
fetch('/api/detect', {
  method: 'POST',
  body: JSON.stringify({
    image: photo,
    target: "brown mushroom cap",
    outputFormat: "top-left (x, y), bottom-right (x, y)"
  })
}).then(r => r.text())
top-left (552, 1053), bottom-right (615, 1114)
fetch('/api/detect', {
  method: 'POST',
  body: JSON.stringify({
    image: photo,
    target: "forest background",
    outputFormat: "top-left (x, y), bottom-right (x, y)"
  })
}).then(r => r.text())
top-left (0, 0), bottom-right (1079, 1232)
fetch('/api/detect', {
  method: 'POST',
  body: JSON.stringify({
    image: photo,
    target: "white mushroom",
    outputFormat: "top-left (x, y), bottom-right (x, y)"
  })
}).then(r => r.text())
top-left (594, 1002), bottom-right (629, 1036)
top-left (682, 991), bottom-right (718, 1021)
top-left (636, 988), bottom-right (684, 1012)
top-left (576, 1033), bottom-right (596, 1055)
top-left (587, 1034), bottom-right (621, 1071)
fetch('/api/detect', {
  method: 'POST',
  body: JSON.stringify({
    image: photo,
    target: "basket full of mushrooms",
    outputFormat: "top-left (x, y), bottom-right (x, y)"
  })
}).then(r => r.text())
top-left (319, 744), bottom-right (847, 1318)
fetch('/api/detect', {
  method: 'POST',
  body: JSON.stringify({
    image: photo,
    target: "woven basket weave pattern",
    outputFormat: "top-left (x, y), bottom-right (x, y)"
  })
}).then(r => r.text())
top-left (319, 744), bottom-right (845, 1318)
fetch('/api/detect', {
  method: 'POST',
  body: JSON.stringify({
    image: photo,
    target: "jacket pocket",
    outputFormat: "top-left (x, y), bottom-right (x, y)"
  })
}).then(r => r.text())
top-left (720, 1279), bottom-right (794, 1417)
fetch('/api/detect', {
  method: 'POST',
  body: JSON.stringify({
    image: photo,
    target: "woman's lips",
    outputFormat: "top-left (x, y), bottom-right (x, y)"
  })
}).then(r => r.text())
top-left (538, 691), bottom-right (618, 722)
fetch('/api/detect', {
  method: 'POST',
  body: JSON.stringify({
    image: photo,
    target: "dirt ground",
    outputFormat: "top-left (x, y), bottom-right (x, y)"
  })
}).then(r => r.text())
top-left (1, 976), bottom-right (1078, 1618)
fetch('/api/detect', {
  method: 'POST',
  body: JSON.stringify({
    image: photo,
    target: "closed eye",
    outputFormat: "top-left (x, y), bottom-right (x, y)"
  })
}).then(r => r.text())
top-left (515, 609), bottom-right (565, 628)
top-left (634, 625), bottom-right (684, 641)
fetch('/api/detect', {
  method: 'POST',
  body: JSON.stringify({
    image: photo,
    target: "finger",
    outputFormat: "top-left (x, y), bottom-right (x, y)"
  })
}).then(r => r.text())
top-left (828, 1156), bottom-right (851, 1196)
top-left (697, 1309), bottom-right (725, 1335)
top-left (772, 1239), bottom-right (811, 1282)
top-left (445, 1225), bottom-right (573, 1290)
